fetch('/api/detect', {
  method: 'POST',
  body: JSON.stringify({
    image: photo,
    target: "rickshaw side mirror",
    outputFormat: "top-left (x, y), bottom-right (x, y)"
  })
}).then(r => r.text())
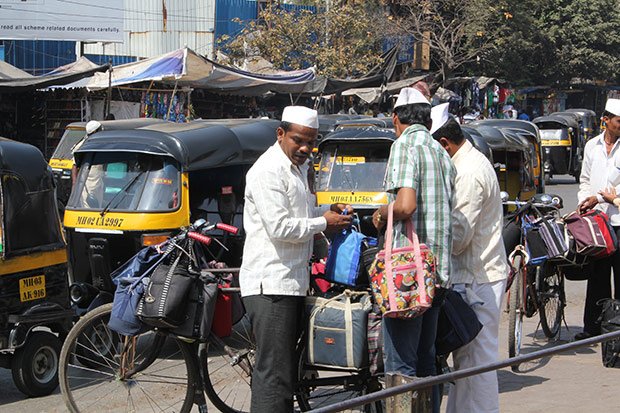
top-left (500, 191), bottom-right (510, 202)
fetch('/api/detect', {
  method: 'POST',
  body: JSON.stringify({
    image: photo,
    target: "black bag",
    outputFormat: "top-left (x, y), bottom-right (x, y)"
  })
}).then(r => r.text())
top-left (171, 274), bottom-right (219, 341)
top-left (599, 299), bottom-right (620, 368)
top-left (435, 289), bottom-right (483, 356)
top-left (136, 253), bottom-right (196, 329)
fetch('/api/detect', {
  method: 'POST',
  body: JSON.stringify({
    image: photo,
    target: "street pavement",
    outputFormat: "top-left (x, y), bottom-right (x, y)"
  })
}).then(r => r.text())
top-left (1, 176), bottom-right (618, 412)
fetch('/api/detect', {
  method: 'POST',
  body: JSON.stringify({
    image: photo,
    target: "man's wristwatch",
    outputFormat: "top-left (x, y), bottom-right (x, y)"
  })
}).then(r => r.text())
top-left (613, 197), bottom-right (620, 208)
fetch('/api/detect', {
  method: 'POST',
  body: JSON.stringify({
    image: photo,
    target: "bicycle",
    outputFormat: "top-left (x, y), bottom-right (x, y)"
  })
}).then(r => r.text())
top-left (503, 194), bottom-right (566, 371)
top-left (59, 220), bottom-right (382, 412)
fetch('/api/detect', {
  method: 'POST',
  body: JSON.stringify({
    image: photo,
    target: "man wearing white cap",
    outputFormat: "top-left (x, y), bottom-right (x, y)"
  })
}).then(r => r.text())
top-left (576, 99), bottom-right (620, 340)
top-left (372, 88), bottom-right (455, 412)
top-left (431, 105), bottom-right (507, 413)
top-left (240, 106), bottom-right (352, 412)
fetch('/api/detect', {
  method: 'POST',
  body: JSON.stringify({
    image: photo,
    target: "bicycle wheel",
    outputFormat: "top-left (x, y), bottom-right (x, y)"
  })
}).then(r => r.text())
top-left (538, 264), bottom-right (565, 339)
top-left (202, 314), bottom-right (255, 413)
top-left (295, 346), bottom-right (383, 412)
top-left (59, 303), bottom-right (196, 413)
top-left (508, 255), bottom-right (524, 371)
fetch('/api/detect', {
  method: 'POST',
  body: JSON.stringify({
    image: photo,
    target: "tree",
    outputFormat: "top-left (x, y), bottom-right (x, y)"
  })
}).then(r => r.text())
top-left (217, 1), bottom-right (388, 78)
top-left (479, 0), bottom-right (620, 85)
top-left (389, 0), bottom-right (502, 84)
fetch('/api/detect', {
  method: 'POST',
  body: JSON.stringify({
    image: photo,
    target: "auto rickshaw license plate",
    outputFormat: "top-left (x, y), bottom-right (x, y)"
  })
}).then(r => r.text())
top-left (19, 275), bottom-right (46, 302)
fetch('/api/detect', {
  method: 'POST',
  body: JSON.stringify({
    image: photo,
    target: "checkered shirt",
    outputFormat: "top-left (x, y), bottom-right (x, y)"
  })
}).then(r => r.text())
top-left (384, 124), bottom-right (455, 285)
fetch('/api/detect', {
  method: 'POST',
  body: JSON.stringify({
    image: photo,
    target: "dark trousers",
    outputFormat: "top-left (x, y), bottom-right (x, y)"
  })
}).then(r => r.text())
top-left (583, 226), bottom-right (620, 335)
top-left (243, 294), bottom-right (302, 413)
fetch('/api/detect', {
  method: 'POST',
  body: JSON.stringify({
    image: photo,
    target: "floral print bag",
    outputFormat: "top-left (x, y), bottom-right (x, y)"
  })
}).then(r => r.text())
top-left (369, 202), bottom-right (437, 319)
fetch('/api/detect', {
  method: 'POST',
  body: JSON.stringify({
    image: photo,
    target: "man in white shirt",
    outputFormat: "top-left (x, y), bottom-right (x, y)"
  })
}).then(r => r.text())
top-left (576, 98), bottom-right (620, 340)
top-left (240, 106), bottom-right (352, 413)
top-left (431, 107), bottom-right (508, 413)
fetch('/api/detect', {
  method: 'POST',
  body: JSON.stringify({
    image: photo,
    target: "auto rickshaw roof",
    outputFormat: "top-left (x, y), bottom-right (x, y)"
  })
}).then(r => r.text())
top-left (0, 137), bottom-right (54, 191)
top-left (318, 127), bottom-right (396, 149)
top-left (460, 126), bottom-right (492, 161)
top-left (469, 119), bottom-right (540, 143)
top-left (335, 117), bottom-right (394, 130)
top-left (75, 118), bottom-right (279, 171)
top-left (532, 115), bottom-right (579, 129)
top-left (467, 124), bottom-right (529, 151)
top-left (318, 114), bottom-right (365, 138)
top-left (565, 108), bottom-right (597, 118)
top-left (64, 118), bottom-right (167, 131)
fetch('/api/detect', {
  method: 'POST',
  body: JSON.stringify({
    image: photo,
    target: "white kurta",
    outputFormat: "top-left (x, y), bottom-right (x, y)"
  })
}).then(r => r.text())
top-left (239, 143), bottom-right (326, 297)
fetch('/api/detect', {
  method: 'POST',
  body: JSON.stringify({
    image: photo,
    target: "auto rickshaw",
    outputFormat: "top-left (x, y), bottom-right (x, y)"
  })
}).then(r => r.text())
top-left (0, 138), bottom-right (71, 397)
top-left (565, 108), bottom-right (598, 141)
top-left (468, 124), bottom-right (537, 202)
top-left (470, 119), bottom-right (545, 193)
top-left (317, 114), bottom-right (364, 140)
top-left (315, 127), bottom-right (394, 236)
top-left (334, 117), bottom-right (394, 131)
top-left (49, 118), bottom-right (166, 214)
top-left (63, 119), bottom-right (279, 311)
top-left (533, 114), bottom-right (582, 183)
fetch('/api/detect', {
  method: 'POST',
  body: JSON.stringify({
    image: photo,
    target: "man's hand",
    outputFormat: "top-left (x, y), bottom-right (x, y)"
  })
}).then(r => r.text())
top-left (372, 208), bottom-right (386, 231)
top-left (578, 195), bottom-right (598, 213)
top-left (599, 187), bottom-right (617, 204)
top-left (330, 203), bottom-right (354, 215)
top-left (323, 210), bottom-right (352, 231)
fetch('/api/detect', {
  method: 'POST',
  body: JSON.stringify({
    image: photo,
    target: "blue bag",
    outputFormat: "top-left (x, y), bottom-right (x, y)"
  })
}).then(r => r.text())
top-left (108, 246), bottom-right (165, 336)
top-left (324, 215), bottom-right (375, 286)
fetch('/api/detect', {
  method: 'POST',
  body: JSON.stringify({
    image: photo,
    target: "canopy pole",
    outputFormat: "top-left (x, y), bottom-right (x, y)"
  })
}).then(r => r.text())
top-left (166, 80), bottom-right (179, 121)
top-left (104, 59), bottom-right (113, 119)
top-left (289, 93), bottom-right (294, 105)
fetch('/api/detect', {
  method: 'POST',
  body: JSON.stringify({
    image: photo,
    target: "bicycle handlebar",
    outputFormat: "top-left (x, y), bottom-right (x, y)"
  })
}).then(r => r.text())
top-left (216, 223), bottom-right (239, 235)
top-left (188, 232), bottom-right (212, 245)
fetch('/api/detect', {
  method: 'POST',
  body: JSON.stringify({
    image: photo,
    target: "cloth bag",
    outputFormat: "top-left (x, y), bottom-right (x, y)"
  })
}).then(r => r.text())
top-left (136, 251), bottom-right (196, 329)
top-left (108, 246), bottom-right (165, 336)
top-left (435, 289), bottom-right (483, 356)
top-left (563, 211), bottom-right (608, 257)
top-left (305, 290), bottom-right (372, 370)
top-left (369, 202), bottom-right (437, 319)
top-left (324, 222), bottom-right (369, 286)
top-left (599, 298), bottom-right (620, 368)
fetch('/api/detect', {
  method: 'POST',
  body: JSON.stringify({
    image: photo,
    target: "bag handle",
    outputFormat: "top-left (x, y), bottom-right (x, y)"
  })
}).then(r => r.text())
top-left (384, 202), bottom-right (427, 312)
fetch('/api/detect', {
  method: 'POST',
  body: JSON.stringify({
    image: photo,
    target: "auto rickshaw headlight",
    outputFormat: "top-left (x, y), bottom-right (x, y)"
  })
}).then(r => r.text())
top-left (141, 233), bottom-right (171, 246)
top-left (69, 282), bottom-right (97, 306)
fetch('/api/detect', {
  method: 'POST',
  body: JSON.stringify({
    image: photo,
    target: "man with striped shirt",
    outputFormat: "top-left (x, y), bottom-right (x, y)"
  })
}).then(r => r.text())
top-left (373, 88), bottom-right (455, 412)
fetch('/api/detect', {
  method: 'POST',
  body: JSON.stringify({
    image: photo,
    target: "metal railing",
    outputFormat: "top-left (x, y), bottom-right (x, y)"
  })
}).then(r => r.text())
top-left (310, 329), bottom-right (620, 413)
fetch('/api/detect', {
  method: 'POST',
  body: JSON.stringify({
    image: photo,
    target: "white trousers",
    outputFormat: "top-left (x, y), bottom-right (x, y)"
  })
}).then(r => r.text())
top-left (446, 279), bottom-right (506, 413)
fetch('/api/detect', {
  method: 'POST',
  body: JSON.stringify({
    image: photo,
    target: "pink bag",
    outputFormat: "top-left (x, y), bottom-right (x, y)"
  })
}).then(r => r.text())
top-left (369, 203), bottom-right (437, 319)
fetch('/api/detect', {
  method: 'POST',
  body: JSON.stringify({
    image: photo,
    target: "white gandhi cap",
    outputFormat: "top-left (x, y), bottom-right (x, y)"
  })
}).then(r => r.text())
top-left (394, 87), bottom-right (431, 109)
top-left (605, 99), bottom-right (620, 117)
top-left (430, 103), bottom-right (450, 134)
top-left (281, 106), bottom-right (319, 129)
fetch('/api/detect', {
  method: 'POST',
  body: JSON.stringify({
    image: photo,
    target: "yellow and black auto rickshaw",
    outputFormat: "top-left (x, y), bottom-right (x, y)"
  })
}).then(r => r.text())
top-left (0, 138), bottom-right (71, 397)
top-left (49, 118), bottom-right (166, 214)
top-left (467, 123), bottom-right (538, 201)
top-left (470, 119), bottom-right (545, 194)
top-left (533, 114), bottom-right (582, 183)
top-left (565, 108), bottom-right (598, 142)
top-left (63, 119), bottom-right (279, 311)
top-left (315, 127), bottom-right (394, 236)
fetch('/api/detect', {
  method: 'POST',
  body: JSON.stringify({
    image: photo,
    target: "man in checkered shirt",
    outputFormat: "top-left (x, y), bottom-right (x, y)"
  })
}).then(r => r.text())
top-left (373, 87), bottom-right (455, 412)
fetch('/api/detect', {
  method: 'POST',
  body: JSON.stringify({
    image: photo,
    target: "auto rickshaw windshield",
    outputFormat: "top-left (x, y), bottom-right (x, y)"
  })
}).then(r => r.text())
top-left (51, 129), bottom-right (87, 160)
top-left (67, 152), bottom-right (181, 212)
top-left (317, 142), bottom-right (390, 192)
top-left (540, 129), bottom-right (569, 141)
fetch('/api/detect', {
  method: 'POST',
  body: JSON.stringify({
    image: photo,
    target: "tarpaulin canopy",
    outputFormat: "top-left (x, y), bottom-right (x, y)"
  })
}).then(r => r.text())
top-left (0, 59), bottom-right (109, 92)
top-left (0, 60), bottom-right (32, 80)
top-left (46, 56), bottom-right (100, 75)
top-left (55, 47), bottom-right (397, 96)
top-left (341, 74), bottom-right (430, 103)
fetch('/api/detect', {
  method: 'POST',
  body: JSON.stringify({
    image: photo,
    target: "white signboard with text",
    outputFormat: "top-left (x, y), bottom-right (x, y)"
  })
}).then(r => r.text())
top-left (0, 0), bottom-right (124, 42)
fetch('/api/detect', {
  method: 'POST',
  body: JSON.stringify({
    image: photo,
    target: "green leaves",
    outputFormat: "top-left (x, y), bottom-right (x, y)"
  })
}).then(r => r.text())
top-left (218, 1), bottom-right (387, 78)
